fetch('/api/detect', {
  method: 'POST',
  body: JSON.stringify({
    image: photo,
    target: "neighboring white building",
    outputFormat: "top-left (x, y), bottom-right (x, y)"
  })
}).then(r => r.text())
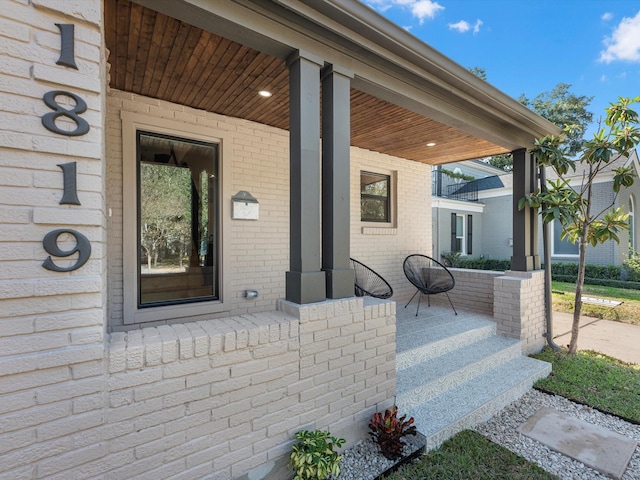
top-left (0, 1), bottom-right (559, 479)
top-left (434, 151), bottom-right (640, 266)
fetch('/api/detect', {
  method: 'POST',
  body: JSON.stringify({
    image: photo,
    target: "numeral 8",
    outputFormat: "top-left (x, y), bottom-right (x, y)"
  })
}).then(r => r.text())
top-left (41, 90), bottom-right (90, 137)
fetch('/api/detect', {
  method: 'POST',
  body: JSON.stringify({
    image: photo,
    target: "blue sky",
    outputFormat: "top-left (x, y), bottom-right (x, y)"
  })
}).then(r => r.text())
top-left (362, 0), bottom-right (640, 136)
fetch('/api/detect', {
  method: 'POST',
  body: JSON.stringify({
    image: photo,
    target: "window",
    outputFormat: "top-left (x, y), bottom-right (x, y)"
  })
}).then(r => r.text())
top-left (137, 131), bottom-right (219, 307)
top-left (361, 171), bottom-right (390, 222)
top-left (450, 213), bottom-right (472, 255)
top-left (121, 112), bottom-right (230, 325)
top-left (552, 219), bottom-right (579, 256)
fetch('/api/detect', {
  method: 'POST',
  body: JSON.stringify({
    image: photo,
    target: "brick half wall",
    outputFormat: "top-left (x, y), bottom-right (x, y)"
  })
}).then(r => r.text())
top-left (494, 270), bottom-right (546, 354)
top-left (0, 299), bottom-right (396, 479)
top-left (416, 268), bottom-right (503, 316)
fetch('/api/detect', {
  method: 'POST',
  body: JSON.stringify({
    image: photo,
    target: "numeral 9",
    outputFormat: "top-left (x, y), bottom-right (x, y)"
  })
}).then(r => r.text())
top-left (42, 229), bottom-right (91, 272)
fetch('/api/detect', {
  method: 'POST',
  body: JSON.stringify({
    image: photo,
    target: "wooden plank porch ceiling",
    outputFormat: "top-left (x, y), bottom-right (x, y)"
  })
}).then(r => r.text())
top-left (105, 0), bottom-right (510, 165)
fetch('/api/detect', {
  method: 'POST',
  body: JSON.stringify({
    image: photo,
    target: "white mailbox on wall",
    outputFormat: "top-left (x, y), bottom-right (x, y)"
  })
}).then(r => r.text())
top-left (232, 190), bottom-right (259, 220)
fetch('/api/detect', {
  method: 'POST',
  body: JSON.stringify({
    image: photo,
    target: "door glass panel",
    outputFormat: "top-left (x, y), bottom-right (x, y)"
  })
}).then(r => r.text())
top-left (137, 132), bottom-right (219, 307)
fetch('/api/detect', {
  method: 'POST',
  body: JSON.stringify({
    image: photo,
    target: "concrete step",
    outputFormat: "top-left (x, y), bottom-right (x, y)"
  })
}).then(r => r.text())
top-left (396, 334), bottom-right (523, 409)
top-left (404, 355), bottom-right (551, 450)
top-left (396, 315), bottom-right (496, 370)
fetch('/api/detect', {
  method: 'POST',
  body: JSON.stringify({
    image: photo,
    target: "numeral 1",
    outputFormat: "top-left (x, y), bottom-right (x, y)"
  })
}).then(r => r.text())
top-left (58, 162), bottom-right (81, 205)
top-left (56, 23), bottom-right (78, 69)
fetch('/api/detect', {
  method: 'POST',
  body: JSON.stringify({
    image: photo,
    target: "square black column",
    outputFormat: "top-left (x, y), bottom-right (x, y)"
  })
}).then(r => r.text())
top-left (286, 51), bottom-right (326, 304)
top-left (511, 148), bottom-right (541, 271)
top-left (321, 64), bottom-right (355, 299)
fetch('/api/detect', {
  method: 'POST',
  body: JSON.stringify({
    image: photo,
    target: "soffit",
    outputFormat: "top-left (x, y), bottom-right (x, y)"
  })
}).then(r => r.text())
top-left (106, 0), bottom-right (516, 165)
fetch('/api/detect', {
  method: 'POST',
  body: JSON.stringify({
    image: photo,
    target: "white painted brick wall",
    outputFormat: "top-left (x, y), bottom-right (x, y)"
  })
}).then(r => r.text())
top-left (0, 2), bottom-right (107, 479)
top-left (3, 299), bottom-right (395, 479)
top-left (424, 268), bottom-right (502, 314)
top-left (350, 149), bottom-right (432, 301)
top-left (493, 270), bottom-right (546, 354)
top-left (107, 91), bottom-right (433, 329)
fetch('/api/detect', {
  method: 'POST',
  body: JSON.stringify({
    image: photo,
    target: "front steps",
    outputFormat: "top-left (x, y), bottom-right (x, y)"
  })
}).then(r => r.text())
top-left (395, 305), bottom-right (551, 450)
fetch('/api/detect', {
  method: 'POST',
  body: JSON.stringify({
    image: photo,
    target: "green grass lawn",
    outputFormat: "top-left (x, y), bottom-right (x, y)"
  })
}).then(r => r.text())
top-left (531, 347), bottom-right (640, 423)
top-left (383, 430), bottom-right (556, 480)
top-left (384, 346), bottom-right (640, 479)
top-left (552, 281), bottom-right (640, 325)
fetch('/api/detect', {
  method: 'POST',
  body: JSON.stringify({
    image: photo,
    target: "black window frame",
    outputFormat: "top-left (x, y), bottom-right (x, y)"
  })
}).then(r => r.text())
top-left (360, 171), bottom-right (391, 223)
top-left (136, 130), bottom-right (220, 308)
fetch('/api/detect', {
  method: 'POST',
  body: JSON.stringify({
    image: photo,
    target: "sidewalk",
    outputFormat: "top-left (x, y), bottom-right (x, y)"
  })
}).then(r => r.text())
top-left (551, 311), bottom-right (640, 365)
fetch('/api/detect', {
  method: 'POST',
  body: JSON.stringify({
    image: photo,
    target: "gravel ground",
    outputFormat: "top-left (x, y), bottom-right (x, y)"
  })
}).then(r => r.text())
top-left (336, 434), bottom-right (425, 480)
top-left (474, 389), bottom-right (640, 480)
top-left (336, 389), bottom-right (640, 480)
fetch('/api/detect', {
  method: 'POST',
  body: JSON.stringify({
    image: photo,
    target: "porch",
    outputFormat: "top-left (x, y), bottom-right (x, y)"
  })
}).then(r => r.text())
top-left (394, 301), bottom-right (551, 449)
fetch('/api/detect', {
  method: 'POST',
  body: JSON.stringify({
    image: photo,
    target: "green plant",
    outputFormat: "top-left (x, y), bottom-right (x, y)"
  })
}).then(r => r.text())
top-left (457, 257), bottom-right (511, 271)
top-left (531, 347), bottom-right (640, 422)
top-left (519, 96), bottom-right (640, 353)
top-left (368, 406), bottom-right (417, 460)
top-left (440, 251), bottom-right (461, 267)
top-left (384, 430), bottom-right (557, 480)
top-left (623, 248), bottom-right (640, 282)
top-left (289, 429), bottom-right (345, 480)
top-left (440, 168), bottom-right (475, 182)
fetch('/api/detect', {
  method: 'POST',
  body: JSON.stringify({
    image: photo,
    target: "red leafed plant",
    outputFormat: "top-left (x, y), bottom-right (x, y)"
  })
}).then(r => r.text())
top-left (368, 406), bottom-right (417, 460)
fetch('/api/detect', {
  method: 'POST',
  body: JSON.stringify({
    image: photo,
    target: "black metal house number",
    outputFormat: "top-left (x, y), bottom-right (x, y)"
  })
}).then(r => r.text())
top-left (41, 23), bottom-right (92, 272)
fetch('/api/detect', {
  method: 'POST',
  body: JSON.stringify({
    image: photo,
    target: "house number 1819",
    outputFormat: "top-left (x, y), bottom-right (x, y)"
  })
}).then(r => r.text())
top-left (40, 23), bottom-right (92, 272)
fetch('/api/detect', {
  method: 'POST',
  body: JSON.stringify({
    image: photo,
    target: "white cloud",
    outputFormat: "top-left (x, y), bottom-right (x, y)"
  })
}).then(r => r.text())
top-left (601, 12), bottom-right (613, 21)
top-left (448, 19), bottom-right (483, 34)
top-left (364, 0), bottom-right (444, 24)
top-left (411, 0), bottom-right (445, 23)
top-left (449, 20), bottom-right (470, 33)
top-left (599, 10), bottom-right (640, 63)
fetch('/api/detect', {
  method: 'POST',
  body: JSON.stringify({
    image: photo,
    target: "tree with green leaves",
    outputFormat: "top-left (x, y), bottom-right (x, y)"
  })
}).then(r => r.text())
top-left (140, 163), bottom-right (192, 271)
top-left (468, 66), bottom-right (487, 81)
top-left (480, 83), bottom-right (594, 171)
top-left (519, 84), bottom-right (594, 156)
top-left (519, 96), bottom-right (640, 354)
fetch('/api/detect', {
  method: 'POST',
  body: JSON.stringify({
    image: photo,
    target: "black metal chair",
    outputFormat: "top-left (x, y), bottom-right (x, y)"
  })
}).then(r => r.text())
top-left (403, 254), bottom-right (457, 316)
top-left (350, 258), bottom-right (393, 299)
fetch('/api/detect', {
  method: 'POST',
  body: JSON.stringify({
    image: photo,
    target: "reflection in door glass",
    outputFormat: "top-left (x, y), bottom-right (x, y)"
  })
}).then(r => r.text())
top-left (137, 131), bottom-right (218, 307)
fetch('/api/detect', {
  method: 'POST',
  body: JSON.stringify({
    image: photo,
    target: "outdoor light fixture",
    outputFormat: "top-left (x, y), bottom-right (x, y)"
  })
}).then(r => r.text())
top-left (426, 142), bottom-right (436, 147)
top-left (258, 90), bottom-right (272, 97)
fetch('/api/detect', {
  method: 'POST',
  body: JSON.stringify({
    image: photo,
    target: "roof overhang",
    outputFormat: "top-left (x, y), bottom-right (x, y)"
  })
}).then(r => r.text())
top-left (112, 0), bottom-right (561, 165)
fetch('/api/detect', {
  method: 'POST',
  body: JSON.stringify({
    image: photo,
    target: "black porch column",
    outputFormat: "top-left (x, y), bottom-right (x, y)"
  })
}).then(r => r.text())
top-left (511, 148), bottom-right (541, 271)
top-left (321, 64), bottom-right (355, 299)
top-left (286, 51), bottom-right (326, 304)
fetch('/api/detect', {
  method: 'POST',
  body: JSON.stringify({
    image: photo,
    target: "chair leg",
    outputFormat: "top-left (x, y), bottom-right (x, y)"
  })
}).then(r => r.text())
top-left (404, 290), bottom-right (419, 309)
top-left (445, 292), bottom-right (458, 315)
top-left (415, 292), bottom-right (422, 316)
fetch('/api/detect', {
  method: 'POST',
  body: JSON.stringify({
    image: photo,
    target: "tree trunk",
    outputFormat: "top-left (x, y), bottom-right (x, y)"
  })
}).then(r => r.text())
top-left (569, 233), bottom-right (588, 353)
top-left (569, 168), bottom-right (593, 354)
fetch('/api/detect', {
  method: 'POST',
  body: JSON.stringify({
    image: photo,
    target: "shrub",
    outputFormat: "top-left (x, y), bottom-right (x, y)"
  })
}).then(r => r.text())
top-left (440, 251), bottom-right (461, 267)
top-left (369, 406), bottom-right (417, 460)
top-left (447, 257), bottom-right (640, 290)
top-left (550, 262), bottom-right (622, 281)
top-left (623, 249), bottom-right (640, 282)
top-left (289, 429), bottom-right (345, 480)
top-left (456, 258), bottom-right (511, 271)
